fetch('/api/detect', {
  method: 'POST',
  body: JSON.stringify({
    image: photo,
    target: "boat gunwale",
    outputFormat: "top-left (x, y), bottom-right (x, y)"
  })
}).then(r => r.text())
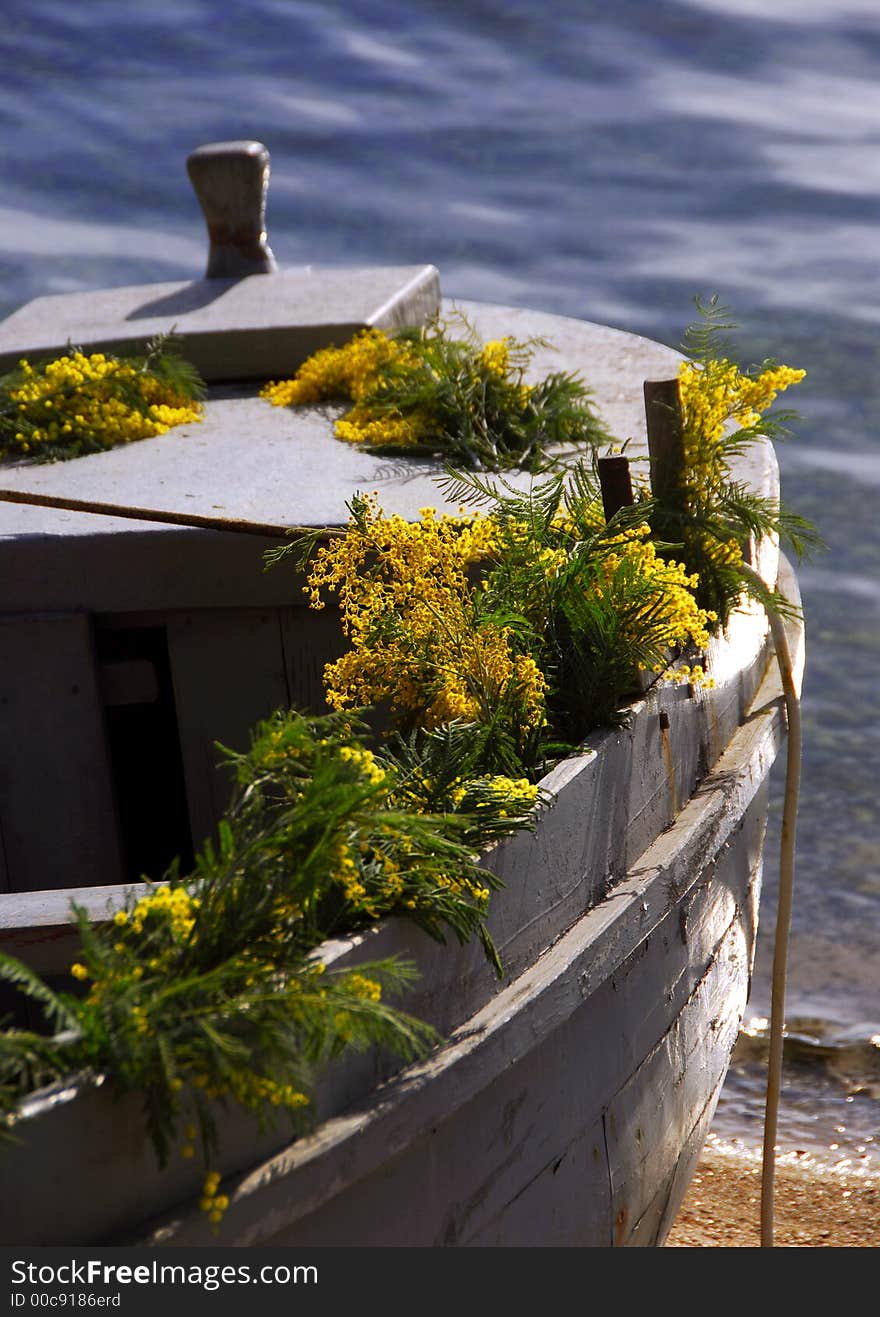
top-left (0, 294), bottom-right (801, 1246)
top-left (141, 570), bottom-right (801, 1246)
top-left (0, 555), bottom-right (802, 1247)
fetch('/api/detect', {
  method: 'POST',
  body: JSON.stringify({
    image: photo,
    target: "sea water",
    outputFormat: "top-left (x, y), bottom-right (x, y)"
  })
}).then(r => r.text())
top-left (1, 0), bottom-right (878, 1176)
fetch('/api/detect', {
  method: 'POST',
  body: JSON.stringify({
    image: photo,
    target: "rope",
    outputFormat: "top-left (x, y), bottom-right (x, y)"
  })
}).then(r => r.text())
top-left (739, 561), bottom-right (803, 1248)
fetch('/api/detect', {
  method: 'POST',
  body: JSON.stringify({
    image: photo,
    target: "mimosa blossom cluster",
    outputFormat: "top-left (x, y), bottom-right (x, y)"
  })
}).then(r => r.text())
top-left (2, 350), bottom-right (203, 460)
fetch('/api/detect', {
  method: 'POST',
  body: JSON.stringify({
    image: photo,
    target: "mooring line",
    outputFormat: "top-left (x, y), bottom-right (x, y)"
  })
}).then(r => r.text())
top-left (740, 561), bottom-right (803, 1249)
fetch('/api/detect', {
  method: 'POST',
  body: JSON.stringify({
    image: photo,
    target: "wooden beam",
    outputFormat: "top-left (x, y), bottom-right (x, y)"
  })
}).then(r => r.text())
top-left (597, 454), bottom-right (635, 521)
top-left (0, 486), bottom-right (332, 540)
top-left (643, 378), bottom-right (685, 506)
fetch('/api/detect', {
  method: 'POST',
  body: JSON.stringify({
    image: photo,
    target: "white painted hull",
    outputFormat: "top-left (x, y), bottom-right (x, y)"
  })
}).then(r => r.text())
top-left (0, 286), bottom-right (802, 1246)
top-left (0, 554), bottom-right (801, 1247)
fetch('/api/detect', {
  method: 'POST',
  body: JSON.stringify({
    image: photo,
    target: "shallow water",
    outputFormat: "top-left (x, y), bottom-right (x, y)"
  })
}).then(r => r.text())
top-left (1, 0), bottom-right (878, 1168)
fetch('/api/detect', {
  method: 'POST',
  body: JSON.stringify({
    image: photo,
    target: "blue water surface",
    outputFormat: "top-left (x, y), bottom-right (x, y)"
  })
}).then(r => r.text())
top-left (1, 0), bottom-right (878, 1164)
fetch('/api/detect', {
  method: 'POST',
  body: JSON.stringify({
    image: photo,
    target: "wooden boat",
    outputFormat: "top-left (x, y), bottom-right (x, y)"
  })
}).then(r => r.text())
top-left (0, 143), bottom-right (803, 1246)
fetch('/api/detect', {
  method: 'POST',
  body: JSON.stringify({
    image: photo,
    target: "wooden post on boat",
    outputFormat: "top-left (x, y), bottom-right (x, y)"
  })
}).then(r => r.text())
top-left (643, 378), bottom-right (685, 505)
top-left (643, 378), bottom-right (756, 564)
top-left (597, 454), bottom-right (635, 521)
top-left (186, 140), bottom-right (278, 279)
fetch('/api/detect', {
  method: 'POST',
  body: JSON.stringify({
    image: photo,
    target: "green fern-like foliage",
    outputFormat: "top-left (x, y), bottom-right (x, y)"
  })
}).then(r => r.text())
top-left (218, 707), bottom-right (530, 965)
top-left (650, 296), bottom-right (822, 626)
top-left (370, 316), bottom-right (612, 469)
top-left (0, 332), bottom-right (205, 464)
top-left (439, 461), bottom-right (714, 751)
top-left (0, 957), bottom-right (82, 1142)
top-left (0, 708), bottom-right (545, 1167)
top-left (140, 332), bottom-right (207, 402)
top-left (261, 314), bottom-right (612, 471)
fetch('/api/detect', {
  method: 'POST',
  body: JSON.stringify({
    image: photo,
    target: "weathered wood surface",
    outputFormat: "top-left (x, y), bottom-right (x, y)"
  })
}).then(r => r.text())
top-left (0, 295), bottom-right (781, 952)
top-left (0, 880), bottom-right (154, 976)
top-left (0, 558), bottom-right (799, 1245)
top-left (0, 265), bottom-right (441, 382)
top-left (605, 805), bottom-right (764, 1244)
top-left (0, 613), bottom-right (125, 894)
top-left (279, 604), bottom-right (345, 716)
top-left (0, 302), bottom-right (757, 554)
top-left (0, 545), bottom-right (778, 964)
top-left (166, 608), bottom-right (290, 848)
top-left (139, 706), bottom-right (779, 1248)
top-left (0, 283), bottom-right (801, 1245)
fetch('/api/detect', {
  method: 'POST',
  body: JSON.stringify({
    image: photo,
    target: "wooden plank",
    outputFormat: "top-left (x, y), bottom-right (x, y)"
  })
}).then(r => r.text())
top-left (141, 708), bottom-right (781, 1245)
top-left (644, 378), bottom-right (685, 508)
top-left (0, 922), bottom-right (83, 977)
top-left (0, 586), bottom-right (793, 1244)
top-left (604, 913), bottom-right (750, 1241)
top-left (1, 687), bottom-right (778, 1245)
top-left (0, 880), bottom-right (154, 976)
top-left (0, 613), bottom-right (124, 892)
top-left (652, 1076), bottom-right (726, 1246)
top-left (0, 1071), bottom-right (295, 1247)
top-left (0, 880), bottom-right (153, 932)
top-left (166, 608), bottom-right (291, 847)
top-left (465, 1119), bottom-right (610, 1247)
top-left (0, 849), bottom-right (745, 1245)
top-left (313, 807), bottom-right (757, 1143)
top-left (257, 1055), bottom-right (612, 1246)
top-left (620, 1078), bottom-right (723, 1247)
top-left (279, 604), bottom-right (347, 717)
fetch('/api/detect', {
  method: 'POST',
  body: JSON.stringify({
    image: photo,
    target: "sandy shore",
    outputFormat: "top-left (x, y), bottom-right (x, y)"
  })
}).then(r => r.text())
top-left (666, 1133), bottom-right (879, 1247)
